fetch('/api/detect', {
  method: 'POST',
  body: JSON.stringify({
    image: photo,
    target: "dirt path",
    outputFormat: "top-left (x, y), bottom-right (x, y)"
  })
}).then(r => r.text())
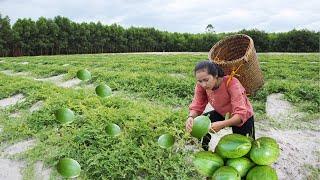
top-left (0, 138), bottom-right (37, 180)
top-left (0, 159), bottom-right (24, 180)
top-left (0, 94), bottom-right (25, 108)
top-left (0, 94), bottom-right (49, 180)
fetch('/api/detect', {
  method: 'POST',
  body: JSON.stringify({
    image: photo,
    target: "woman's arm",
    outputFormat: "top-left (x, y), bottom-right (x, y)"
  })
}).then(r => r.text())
top-left (210, 114), bottom-right (242, 133)
top-left (222, 114), bottom-right (242, 127)
top-left (186, 84), bottom-right (208, 132)
top-left (189, 84), bottom-right (208, 116)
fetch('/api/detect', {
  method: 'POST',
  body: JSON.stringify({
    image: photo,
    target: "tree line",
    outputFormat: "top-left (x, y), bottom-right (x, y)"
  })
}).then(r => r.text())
top-left (0, 14), bottom-right (319, 56)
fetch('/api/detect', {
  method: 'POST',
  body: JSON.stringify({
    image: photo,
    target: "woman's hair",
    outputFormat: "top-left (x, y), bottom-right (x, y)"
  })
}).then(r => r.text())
top-left (194, 60), bottom-right (224, 77)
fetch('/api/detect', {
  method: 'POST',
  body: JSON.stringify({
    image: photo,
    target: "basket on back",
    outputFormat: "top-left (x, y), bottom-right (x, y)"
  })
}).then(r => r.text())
top-left (208, 34), bottom-right (264, 95)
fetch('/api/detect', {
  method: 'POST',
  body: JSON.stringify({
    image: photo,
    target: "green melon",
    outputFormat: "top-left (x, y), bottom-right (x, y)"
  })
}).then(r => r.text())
top-left (215, 134), bottom-right (252, 158)
top-left (95, 84), bottom-right (112, 97)
top-left (249, 137), bottom-right (280, 165)
top-left (76, 69), bottom-right (91, 81)
top-left (190, 115), bottom-right (211, 139)
top-left (226, 157), bottom-right (255, 177)
top-left (56, 158), bottom-right (81, 178)
top-left (55, 108), bottom-right (74, 124)
top-left (193, 151), bottom-right (224, 177)
top-left (212, 166), bottom-right (241, 180)
top-left (158, 134), bottom-right (175, 148)
top-left (105, 123), bottom-right (121, 136)
top-left (246, 166), bottom-right (278, 180)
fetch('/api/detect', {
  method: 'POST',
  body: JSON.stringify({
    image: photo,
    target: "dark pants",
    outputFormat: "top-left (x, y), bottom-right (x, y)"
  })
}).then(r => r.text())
top-left (201, 110), bottom-right (255, 151)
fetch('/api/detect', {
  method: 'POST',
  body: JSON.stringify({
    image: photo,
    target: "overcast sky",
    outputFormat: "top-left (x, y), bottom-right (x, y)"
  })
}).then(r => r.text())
top-left (1, 0), bottom-right (319, 33)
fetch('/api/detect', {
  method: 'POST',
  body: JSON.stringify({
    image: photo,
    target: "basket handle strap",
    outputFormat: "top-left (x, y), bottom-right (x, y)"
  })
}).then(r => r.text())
top-left (226, 64), bottom-right (251, 96)
top-left (226, 63), bottom-right (243, 87)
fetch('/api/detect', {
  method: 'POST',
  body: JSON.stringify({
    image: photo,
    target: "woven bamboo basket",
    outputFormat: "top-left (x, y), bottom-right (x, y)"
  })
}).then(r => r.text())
top-left (208, 34), bottom-right (264, 95)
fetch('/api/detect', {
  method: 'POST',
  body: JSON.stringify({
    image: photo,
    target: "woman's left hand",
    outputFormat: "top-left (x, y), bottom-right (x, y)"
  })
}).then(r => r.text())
top-left (210, 121), bottom-right (225, 133)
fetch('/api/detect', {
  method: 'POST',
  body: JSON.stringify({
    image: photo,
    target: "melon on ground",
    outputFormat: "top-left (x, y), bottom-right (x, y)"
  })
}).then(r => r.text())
top-left (215, 134), bottom-right (252, 158)
top-left (95, 84), bottom-right (112, 97)
top-left (246, 165), bottom-right (278, 180)
top-left (55, 108), bottom-right (74, 124)
top-left (193, 151), bottom-right (224, 177)
top-left (76, 69), bottom-right (91, 81)
top-left (212, 166), bottom-right (241, 180)
top-left (56, 158), bottom-right (81, 178)
top-left (158, 134), bottom-right (175, 148)
top-left (249, 137), bottom-right (280, 165)
top-left (106, 123), bottom-right (121, 136)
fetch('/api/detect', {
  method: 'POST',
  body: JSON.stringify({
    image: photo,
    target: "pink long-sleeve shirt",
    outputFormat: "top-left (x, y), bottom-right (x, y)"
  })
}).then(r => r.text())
top-left (189, 76), bottom-right (254, 127)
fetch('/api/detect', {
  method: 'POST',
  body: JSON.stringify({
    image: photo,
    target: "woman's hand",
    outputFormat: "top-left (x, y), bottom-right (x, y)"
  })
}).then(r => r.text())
top-left (185, 117), bottom-right (194, 132)
top-left (210, 121), bottom-right (226, 133)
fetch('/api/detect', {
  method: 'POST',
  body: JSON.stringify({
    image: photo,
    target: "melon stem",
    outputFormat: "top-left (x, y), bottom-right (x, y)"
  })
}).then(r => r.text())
top-left (257, 141), bottom-right (260, 148)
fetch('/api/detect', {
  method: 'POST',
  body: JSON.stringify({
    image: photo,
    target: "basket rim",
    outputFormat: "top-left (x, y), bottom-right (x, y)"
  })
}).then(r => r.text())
top-left (208, 34), bottom-right (254, 65)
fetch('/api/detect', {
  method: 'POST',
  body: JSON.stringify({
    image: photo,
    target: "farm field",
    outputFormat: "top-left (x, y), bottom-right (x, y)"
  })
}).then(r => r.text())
top-left (0, 52), bottom-right (319, 179)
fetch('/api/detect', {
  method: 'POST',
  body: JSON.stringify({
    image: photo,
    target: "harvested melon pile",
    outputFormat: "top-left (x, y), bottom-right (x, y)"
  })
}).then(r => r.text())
top-left (193, 133), bottom-right (280, 180)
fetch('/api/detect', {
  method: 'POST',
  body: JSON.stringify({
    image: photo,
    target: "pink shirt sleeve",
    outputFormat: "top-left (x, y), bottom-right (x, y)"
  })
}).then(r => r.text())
top-left (227, 77), bottom-right (250, 127)
top-left (189, 84), bottom-right (208, 115)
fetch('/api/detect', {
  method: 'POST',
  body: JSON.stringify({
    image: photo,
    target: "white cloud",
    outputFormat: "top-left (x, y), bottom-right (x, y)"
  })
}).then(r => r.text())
top-left (0, 0), bottom-right (319, 33)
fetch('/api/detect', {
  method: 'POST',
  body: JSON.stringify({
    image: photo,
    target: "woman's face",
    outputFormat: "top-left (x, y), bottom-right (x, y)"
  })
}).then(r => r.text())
top-left (195, 69), bottom-right (218, 90)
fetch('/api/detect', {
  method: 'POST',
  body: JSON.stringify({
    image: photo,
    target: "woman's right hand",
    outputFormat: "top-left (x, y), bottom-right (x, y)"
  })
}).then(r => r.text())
top-left (185, 117), bottom-right (194, 132)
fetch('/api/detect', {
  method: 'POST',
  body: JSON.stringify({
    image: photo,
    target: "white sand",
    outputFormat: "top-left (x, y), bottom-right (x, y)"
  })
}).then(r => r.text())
top-left (2, 139), bottom-right (36, 156)
top-left (57, 78), bottom-right (82, 88)
top-left (0, 139), bottom-right (36, 179)
top-left (34, 161), bottom-right (52, 180)
top-left (29, 101), bottom-right (44, 113)
top-left (0, 94), bottom-right (25, 108)
top-left (0, 158), bottom-right (25, 180)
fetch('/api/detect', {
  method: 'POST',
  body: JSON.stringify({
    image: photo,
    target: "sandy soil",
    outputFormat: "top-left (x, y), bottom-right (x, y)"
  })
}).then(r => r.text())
top-left (0, 139), bottom-right (36, 180)
top-left (34, 74), bottom-right (65, 82)
top-left (2, 139), bottom-right (36, 156)
top-left (0, 94), bottom-right (25, 108)
top-left (0, 70), bottom-right (30, 77)
top-left (34, 161), bottom-right (52, 180)
top-left (34, 74), bottom-right (82, 88)
top-left (0, 159), bottom-right (24, 180)
top-left (58, 78), bottom-right (82, 88)
top-left (29, 101), bottom-right (44, 113)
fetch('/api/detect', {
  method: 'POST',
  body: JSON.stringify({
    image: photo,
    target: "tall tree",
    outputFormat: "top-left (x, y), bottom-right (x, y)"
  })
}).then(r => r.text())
top-left (36, 17), bottom-right (49, 55)
top-left (0, 14), bottom-right (14, 56)
top-left (54, 16), bottom-right (72, 54)
top-left (12, 18), bottom-right (38, 56)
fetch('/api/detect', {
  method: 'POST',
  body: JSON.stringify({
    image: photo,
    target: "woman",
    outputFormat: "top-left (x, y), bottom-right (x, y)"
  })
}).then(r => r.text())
top-left (185, 60), bottom-right (255, 151)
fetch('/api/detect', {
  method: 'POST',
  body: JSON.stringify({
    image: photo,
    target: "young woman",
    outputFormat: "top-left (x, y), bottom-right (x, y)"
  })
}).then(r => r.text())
top-left (185, 60), bottom-right (255, 151)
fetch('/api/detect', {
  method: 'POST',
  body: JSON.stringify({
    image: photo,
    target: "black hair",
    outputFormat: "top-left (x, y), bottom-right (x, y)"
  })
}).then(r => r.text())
top-left (194, 60), bottom-right (224, 77)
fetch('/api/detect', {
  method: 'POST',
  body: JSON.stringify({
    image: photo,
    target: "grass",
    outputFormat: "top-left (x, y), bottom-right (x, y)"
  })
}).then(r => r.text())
top-left (0, 52), bottom-right (319, 179)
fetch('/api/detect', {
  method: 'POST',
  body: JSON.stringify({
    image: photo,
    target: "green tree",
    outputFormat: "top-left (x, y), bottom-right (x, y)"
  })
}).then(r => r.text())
top-left (0, 14), bottom-right (14, 56)
top-left (12, 18), bottom-right (38, 56)
top-left (239, 29), bottom-right (269, 52)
